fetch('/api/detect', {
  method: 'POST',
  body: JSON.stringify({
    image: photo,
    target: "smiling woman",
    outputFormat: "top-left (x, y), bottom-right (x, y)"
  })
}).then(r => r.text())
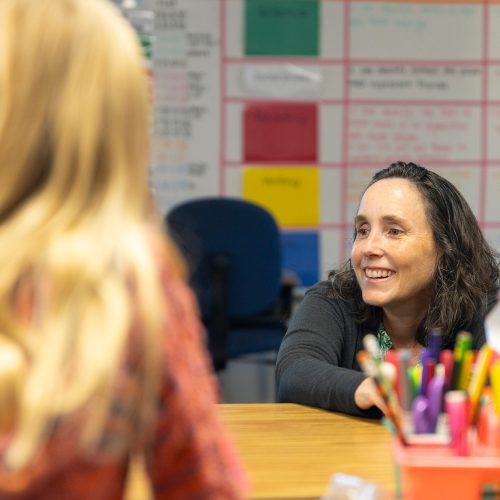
top-left (276, 161), bottom-right (499, 418)
top-left (351, 178), bottom-right (440, 340)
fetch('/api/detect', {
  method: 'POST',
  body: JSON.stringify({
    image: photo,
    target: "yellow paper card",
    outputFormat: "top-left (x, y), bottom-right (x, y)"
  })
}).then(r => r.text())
top-left (243, 167), bottom-right (319, 227)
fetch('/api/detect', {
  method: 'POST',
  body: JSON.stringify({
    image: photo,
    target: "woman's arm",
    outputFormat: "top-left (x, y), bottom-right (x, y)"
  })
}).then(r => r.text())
top-left (276, 282), bottom-right (382, 419)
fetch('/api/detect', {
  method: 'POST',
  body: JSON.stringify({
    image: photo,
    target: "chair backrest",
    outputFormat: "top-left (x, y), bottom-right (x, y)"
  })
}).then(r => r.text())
top-left (166, 197), bottom-right (282, 319)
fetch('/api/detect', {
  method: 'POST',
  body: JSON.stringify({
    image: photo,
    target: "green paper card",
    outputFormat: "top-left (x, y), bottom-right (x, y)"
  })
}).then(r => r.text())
top-left (245, 0), bottom-right (319, 57)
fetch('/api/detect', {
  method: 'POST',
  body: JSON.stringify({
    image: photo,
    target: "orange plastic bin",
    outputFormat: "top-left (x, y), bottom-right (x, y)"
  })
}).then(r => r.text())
top-left (392, 439), bottom-right (500, 500)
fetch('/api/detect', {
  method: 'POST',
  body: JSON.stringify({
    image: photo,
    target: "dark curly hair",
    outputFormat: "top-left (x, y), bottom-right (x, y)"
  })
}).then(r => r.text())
top-left (328, 161), bottom-right (499, 347)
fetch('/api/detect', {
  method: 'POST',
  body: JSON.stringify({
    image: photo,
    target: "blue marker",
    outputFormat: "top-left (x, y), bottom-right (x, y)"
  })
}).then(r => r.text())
top-left (428, 329), bottom-right (442, 362)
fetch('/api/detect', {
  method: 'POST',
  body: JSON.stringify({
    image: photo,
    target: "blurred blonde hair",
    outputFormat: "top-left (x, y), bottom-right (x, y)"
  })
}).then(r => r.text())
top-left (0, 0), bottom-right (177, 468)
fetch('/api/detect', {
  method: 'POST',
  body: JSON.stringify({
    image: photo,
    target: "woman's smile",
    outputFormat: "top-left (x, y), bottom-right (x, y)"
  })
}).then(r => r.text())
top-left (351, 178), bottom-right (441, 312)
top-left (363, 268), bottom-right (395, 279)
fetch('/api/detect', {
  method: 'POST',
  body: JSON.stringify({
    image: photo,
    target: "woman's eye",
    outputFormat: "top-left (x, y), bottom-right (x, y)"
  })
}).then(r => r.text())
top-left (355, 227), bottom-right (369, 237)
top-left (388, 228), bottom-right (402, 236)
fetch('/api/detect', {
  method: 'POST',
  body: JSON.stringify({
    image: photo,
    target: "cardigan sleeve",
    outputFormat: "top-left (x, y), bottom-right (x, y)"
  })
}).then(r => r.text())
top-left (276, 282), bottom-right (381, 419)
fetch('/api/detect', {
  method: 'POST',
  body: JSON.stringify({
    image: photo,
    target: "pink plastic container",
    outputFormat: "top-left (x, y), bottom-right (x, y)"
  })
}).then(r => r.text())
top-left (392, 439), bottom-right (500, 500)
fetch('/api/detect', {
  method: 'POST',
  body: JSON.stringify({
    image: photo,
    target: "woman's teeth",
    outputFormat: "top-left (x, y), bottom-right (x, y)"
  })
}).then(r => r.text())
top-left (365, 269), bottom-right (394, 278)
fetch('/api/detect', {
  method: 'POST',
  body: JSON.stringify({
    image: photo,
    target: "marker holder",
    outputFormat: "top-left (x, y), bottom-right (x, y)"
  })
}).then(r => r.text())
top-left (392, 438), bottom-right (500, 500)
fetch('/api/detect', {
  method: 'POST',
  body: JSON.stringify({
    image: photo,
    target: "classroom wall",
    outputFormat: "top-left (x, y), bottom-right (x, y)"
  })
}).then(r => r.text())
top-left (151, 0), bottom-right (500, 288)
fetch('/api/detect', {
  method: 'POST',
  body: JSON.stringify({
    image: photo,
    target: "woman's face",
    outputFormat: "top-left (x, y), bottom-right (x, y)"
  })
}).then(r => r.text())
top-left (351, 178), bottom-right (441, 314)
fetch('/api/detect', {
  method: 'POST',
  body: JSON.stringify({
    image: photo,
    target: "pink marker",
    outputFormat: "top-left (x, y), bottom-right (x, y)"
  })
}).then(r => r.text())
top-left (445, 390), bottom-right (469, 456)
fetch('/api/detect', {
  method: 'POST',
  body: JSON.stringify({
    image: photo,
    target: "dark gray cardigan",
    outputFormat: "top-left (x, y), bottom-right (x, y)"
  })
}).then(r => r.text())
top-left (276, 281), bottom-right (489, 419)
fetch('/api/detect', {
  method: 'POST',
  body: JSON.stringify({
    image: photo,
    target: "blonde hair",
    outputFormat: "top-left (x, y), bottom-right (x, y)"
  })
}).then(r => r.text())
top-left (0, 0), bottom-right (174, 468)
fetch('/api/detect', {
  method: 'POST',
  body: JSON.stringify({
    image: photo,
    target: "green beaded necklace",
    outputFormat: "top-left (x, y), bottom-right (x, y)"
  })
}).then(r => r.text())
top-left (376, 322), bottom-right (392, 359)
top-left (376, 323), bottom-right (423, 366)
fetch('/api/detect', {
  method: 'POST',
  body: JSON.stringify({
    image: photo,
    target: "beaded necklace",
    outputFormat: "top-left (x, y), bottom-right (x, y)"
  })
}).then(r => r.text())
top-left (376, 322), bottom-right (393, 359)
top-left (376, 322), bottom-right (423, 366)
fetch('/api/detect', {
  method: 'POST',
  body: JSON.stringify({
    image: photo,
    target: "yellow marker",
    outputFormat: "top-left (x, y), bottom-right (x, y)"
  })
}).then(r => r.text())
top-left (450, 331), bottom-right (472, 390)
top-left (467, 344), bottom-right (493, 424)
top-left (408, 363), bottom-right (422, 398)
top-left (459, 350), bottom-right (474, 391)
top-left (491, 359), bottom-right (500, 418)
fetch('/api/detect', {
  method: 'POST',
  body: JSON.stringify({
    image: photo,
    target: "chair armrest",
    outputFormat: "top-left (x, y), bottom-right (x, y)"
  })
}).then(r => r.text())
top-left (278, 270), bottom-right (300, 323)
top-left (230, 272), bottom-right (299, 329)
top-left (206, 253), bottom-right (230, 371)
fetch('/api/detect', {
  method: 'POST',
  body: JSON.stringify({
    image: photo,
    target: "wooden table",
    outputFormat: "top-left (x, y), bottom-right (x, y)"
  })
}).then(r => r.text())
top-left (219, 403), bottom-right (396, 500)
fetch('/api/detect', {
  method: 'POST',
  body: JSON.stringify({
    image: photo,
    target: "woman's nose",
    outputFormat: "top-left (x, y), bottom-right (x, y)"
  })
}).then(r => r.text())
top-left (361, 231), bottom-right (384, 256)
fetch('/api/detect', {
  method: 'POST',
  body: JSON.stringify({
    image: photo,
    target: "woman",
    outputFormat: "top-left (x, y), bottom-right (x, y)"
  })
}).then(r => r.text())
top-left (0, 0), bottom-right (247, 498)
top-left (276, 162), bottom-right (499, 418)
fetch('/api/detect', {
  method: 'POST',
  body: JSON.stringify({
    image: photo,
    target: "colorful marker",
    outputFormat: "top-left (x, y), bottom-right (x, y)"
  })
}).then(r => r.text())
top-left (420, 349), bottom-right (436, 396)
top-left (384, 349), bottom-right (400, 401)
top-left (459, 349), bottom-right (474, 391)
top-left (398, 349), bottom-right (413, 412)
top-left (491, 359), bottom-right (500, 419)
top-left (357, 349), bottom-right (407, 446)
top-left (439, 349), bottom-right (454, 390)
top-left (428, 328), bottom-right (442, 362)
top-left (445, 390), bottom-right (470, 456)
top-left (467, 344), bottom-right (493, 424)
top-left (450, 331), bottom-right (472, 390)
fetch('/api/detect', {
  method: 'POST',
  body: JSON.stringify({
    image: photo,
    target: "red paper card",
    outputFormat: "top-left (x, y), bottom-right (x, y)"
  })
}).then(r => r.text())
top-left (244, 102), bottom-right (317, 162)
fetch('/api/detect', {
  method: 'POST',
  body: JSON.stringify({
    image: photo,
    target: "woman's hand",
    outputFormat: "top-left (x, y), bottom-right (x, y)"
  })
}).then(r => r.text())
top-left (354, 377), bottom-right (388, 414)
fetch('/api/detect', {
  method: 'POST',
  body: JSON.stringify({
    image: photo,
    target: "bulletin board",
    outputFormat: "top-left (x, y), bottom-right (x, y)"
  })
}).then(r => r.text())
top-left (151, 0), bottom-right (500, 288)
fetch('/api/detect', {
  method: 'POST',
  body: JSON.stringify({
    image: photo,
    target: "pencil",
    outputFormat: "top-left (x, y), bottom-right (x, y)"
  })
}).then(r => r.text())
top-left (357, 350), bottom-right (408, 446)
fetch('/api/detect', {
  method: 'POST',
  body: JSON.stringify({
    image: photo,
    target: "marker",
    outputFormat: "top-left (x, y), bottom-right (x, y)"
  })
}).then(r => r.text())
top-left (445, 390), bottom-right (469, 456)
top-left (450, 331), bottom-right (472, 390)
top-left (384, 350), bottom-right (400, 401)
top-left (467, 344), bottom-right (493, 424)
top-left (439, 349), bottom-right (453, 390)
top-left (411, 364), bottom-right (445, 435)
top-left (363, 333), bottom-right (382, 363)
top-left (420, 349), bottom-right (435, 396)
top-left (428, 329), bottom-right (442, 362)
top-left (458, 350), bottom-right (474, 391)
top-left (491, 359), bottom-right (500, 419)
top-left (426, 363), bottom-right (445, 433)
top-left (476, 389), bottom-right (500, 449)
top-left (398, 349), bottom-right (413, 411)
top-left (357, 350), bottom-right (407, 446)
top-left (408, 363), bottom-right (422, 398)
top-left (412, 395), bottom-right (432, 434)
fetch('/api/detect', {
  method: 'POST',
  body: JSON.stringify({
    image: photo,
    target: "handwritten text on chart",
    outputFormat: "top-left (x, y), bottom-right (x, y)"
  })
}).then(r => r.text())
top-left (349, 65), bottom-right (482, 101)
top-left (153, 0), bottom-right (221, 213)
top-left (350, 3), bottom-right (482, 60)
top-left (347, 105), bottom-right (480, 162)
top-left (351, 3), bottom-right (478, 31)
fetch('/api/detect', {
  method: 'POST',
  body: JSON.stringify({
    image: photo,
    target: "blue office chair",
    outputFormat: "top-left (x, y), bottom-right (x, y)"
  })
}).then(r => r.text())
top-left (166, 197), bottom-right (293, 371)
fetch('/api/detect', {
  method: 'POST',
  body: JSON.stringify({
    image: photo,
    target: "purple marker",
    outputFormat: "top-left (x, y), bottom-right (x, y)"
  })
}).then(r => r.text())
top-left (412, 395), bottom-right (432, 434)
top-left (426, 364), bottom-right (445, 433)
